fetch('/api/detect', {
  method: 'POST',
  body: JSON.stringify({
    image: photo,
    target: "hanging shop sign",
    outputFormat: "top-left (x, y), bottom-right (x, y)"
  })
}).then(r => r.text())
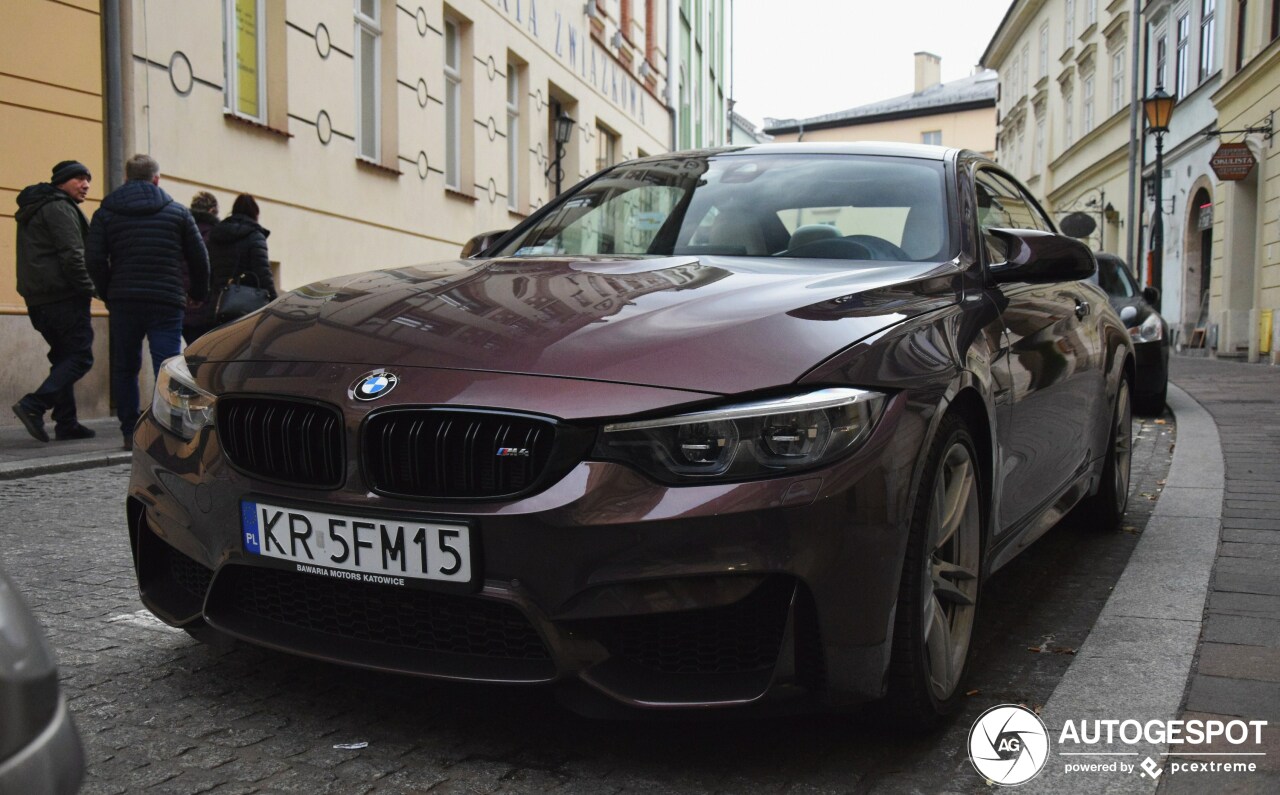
top-left (1210, 143), bottom-right (1257, 181)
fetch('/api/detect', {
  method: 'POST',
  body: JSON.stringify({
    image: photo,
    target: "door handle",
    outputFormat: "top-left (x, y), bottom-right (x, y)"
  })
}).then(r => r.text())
top-left (1074, 298), bottom-right (1090, 320)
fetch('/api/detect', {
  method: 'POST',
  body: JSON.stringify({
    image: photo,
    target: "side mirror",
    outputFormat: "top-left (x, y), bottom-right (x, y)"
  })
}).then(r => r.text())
top-left (461, 229), bottom-right (510, 259)
top-left (1142, 285), bottom-right (1160, 305)
top-left (986, 228), bottom-right (1096, 284)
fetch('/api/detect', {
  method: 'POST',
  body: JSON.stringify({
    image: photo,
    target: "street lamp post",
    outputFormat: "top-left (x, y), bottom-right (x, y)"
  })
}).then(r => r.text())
top-left (545, 108), bottom-right (576, 196)
top-left (1143, 89), bottom-right (1176, 305)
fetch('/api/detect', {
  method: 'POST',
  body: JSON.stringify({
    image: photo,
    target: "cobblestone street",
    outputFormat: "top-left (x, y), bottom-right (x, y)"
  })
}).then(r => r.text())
top-left (0, 416), bottom-right (1172, 794)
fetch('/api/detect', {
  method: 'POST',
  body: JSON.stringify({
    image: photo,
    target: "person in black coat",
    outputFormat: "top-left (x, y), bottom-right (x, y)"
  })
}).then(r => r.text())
top-left (206, 194), bottom-right (276, 326)
top-left (86, 154), bottom-right (209, 448)
top-left (11, 160), bottom-right (98, 443)
top-left (182, 191), bottom-right (219, 344)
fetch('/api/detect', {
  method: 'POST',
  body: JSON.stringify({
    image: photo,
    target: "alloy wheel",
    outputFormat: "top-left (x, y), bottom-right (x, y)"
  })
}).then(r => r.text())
top-left (922, 441), bottom-right (982, 701)
top-left (1112, 380), bottom-right (1133, 516)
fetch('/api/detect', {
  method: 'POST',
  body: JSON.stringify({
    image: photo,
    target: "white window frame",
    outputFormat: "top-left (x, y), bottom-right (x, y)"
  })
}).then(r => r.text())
top-left (1176, 13), bottom-right (1191, 98)
top-left (921, 130), bottom-right (942, 146)
top-left (224, 0), bottom-right (267, 123)
top-left (1065, 0), bottom-right (1076, 46)
top-left (506, 65), bottom-right (520, 211)
top-left (1020, 43), bottom-right (1030, 97)
top-left (1064, 90), bottom-right (1075, 147)
top-left (1156, 33), bottom-right (1169, 89)
top-left (1111, 48), bottom-right (1126, 114)
top-left (444, 19), bottom-right (462, 190)
top-left (354, 0), bottom-right (381, 162)
top-left (1199, 0), bottom-right (1217, 79)
top-left (1087, 0), bottom-right (1098, 28)
top-left (1039, 23), bottom-right (1050, 78)
top-left (1034, 116), bottom-right (1046, 172)
top-left (1082, 73), bottom-right (1095, 133)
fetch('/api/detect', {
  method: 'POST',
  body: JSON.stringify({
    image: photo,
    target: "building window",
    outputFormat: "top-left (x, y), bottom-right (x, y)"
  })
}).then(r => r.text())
top-left (1176, 13), bottom-right (1190, 98)
top-left (355, 0), bottom-right (380, 161)
top-left (922, 130), bottom-right (942, 145)
top-left (1111, 48), bottom-right (1126, 114)
top-left (1237, 0), bottom-right (1248, 71)
top-left (1087, 0), bottom-right (1097, 28)
top-left (1065, 0), bottom-right (1076, 47)
top-left (1272, 0), bottom-right (1279, 41)
top-left (444, 19), bottom-right (462, 190)
top-left (507, 65), bottom-right (521, 211)
top-left (1034, 117), bottom-right (1045, 172)
top-left (1082, 74), bottom-right (1095, 133)
top-left (1021, 43), bottom-right (1030, 96)
top-left (1039, 23), bottom-right (1050, 77)
top-left (597, 123), bottom-right (619, 171)
top-left (224, 0), bottom-right (266, 122)
top-left (1156, 35), bottom-right (1169, 88)
top-left (1200, 0), bottom-right (1217, 79)
top-left (1064, 90), bottom-right (1075, 147)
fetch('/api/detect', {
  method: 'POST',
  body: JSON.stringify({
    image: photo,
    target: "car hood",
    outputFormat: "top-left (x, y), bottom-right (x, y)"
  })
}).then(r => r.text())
top-left (190, 255), bottom-right (960, 395)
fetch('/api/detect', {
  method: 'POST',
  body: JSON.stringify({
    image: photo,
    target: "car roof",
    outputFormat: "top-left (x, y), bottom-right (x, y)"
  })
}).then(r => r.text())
top-left (628, 141), bottom-right (961, 163)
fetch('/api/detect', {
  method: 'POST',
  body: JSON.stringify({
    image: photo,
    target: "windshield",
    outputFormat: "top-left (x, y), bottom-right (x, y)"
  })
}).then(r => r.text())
top-left (495, 153), bottom-right (953, 263)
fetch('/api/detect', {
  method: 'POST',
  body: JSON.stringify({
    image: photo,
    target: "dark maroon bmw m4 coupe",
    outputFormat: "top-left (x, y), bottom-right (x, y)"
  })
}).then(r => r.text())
top-left (127, 143), bottom-right (1133, 725)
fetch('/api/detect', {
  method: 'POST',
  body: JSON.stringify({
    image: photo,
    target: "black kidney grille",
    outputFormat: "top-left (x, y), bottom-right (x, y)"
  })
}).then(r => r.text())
top-left (215, 566), bottom-right (550, 660)
top-left (217, 397), bottom-right (344, 488)
top-left (579, 577), bottom-right (795, 675)
top-left (364, 410), bottom-right (555, 499)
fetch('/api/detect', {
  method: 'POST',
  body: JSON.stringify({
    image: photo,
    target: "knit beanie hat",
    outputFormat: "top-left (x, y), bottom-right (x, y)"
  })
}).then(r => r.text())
top-left (51, 160), bottom-right (91, 185)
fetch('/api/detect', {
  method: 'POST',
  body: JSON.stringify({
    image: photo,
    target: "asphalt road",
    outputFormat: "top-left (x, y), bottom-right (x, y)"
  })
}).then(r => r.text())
top-left (0, 415), bottom-right (1173, 795)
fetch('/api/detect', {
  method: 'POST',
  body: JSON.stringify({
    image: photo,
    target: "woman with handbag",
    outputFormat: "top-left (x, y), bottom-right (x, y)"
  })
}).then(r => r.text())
top-left (207, 193), bottom-right (276, 328)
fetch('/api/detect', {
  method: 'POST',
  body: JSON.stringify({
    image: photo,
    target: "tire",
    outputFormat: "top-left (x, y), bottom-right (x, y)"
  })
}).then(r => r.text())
top-left (884, 415), bottom-right (984, 728)
top-left (1134, 379), bottom-right (1167, 417)
top-left (1082, 377), bottom-right (1133, 532)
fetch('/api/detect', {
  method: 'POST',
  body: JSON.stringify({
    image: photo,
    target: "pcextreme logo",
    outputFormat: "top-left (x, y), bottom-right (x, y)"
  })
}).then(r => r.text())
top-left (968, 704), bottom-right (1050, 786)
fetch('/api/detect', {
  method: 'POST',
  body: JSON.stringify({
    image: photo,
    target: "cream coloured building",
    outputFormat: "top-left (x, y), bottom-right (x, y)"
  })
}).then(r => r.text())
top-left (1, 0), bottom-right (112, 420)
top-left (763, 53), bottom-right (998, 157)
top-left (2, 0), bottom-right (729, 426)
top-left (1206, 0), bottom-right (1280, 361)
top-left (983, 0), bottom-right (1138, 259)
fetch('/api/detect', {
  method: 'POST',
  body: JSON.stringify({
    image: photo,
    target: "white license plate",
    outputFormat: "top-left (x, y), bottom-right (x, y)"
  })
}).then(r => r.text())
top-left (241, 500), bottom-right (472, 586)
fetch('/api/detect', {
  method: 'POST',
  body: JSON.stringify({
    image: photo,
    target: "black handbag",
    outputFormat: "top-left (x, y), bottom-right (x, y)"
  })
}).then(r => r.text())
top-left (214, 272), bottom-right (272, 324)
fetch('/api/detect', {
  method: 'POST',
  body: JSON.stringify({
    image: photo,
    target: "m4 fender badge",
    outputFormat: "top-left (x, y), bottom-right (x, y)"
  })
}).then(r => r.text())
top-left (351, 370), bottom-right (399, 401)
top-left (496, 447), bottom-right (530, 457)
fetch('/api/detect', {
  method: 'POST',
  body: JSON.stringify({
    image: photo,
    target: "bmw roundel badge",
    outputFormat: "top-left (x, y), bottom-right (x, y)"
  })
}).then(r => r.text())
top-left (351, 370), bottom-right (399, 401)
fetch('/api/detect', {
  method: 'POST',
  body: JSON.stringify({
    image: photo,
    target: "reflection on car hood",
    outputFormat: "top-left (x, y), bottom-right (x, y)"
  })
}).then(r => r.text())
top-left (190, 255), bottom-right (960, 394)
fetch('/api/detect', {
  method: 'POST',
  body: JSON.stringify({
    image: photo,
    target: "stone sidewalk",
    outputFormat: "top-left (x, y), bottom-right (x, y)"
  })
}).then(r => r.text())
top-left (1158, 357), bottom-right (1280, 794)
top-left (0, 415), bottom-right (129, 479)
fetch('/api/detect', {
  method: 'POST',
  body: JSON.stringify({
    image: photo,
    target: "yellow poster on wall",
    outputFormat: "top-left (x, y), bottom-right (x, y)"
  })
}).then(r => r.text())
top-left (235, 0), bottom-right (260, 118)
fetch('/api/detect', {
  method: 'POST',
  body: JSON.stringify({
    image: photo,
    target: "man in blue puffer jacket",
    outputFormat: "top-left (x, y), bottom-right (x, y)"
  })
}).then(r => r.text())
top-left (86, 154), bottom-right (210, 449)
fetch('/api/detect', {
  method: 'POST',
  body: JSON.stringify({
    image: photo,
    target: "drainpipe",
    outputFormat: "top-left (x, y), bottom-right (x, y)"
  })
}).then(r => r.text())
top-left (1125, 0), bottom-right (1143, 272)
top-left (103, 0), bottom-right (125, 189)
top-left (667, 0), bottom-right (679, 151)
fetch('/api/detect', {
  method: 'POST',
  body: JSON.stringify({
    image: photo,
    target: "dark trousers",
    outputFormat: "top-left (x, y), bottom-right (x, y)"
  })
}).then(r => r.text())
top-left (25, 296), bottom-right (95, 430)
top-left (109, 301), bottom-right (183, 436)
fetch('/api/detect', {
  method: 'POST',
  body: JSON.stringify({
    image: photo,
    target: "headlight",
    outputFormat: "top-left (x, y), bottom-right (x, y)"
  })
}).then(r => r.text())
top-left (151, 355), bottom-right (216, 440)
top-left (1128, 313), bottom-right (1163, 343)
top-left (593, 388), bottom-right (886, 483)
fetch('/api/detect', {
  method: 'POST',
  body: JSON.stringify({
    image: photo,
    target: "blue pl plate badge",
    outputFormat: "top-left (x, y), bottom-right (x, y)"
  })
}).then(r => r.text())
top-left (242, 501), bottom-right (261, 554)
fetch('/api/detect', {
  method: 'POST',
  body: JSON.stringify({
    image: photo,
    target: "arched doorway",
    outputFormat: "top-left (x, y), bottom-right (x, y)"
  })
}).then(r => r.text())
top-left (1182, 185), bottom-right (1214, 343)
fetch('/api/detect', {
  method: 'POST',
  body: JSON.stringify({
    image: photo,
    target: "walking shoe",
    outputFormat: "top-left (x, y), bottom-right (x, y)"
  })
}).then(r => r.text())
top-left (54, 423), bottom-right (97, 441)
top-left (11, 400), bottom-right (49, 443)
top-left (122, 436), bottom-right (133, 451)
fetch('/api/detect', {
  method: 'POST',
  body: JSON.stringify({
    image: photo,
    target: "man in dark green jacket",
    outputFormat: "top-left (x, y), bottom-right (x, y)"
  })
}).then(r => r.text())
top-left (12, 160), bottom-right (98, 443)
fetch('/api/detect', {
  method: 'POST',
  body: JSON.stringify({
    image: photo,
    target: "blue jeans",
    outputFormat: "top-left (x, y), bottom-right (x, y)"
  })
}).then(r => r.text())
top-left (26, 296), bottom-right (95, 430)
top-left (109, 301), bottom-right (183, 436)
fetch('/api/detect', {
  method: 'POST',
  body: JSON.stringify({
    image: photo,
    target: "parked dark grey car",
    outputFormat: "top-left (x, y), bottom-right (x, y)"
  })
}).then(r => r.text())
top-left (0, 565), bottom-right (84, 794)
top-left (1092, 253), bottom-right (1169, 414)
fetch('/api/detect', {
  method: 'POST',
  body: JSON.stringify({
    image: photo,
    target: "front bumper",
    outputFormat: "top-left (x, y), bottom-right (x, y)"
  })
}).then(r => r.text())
top-left (126, 387), bottom-right (925, 713)
top-left (0, 693), bottom-right (84, 795)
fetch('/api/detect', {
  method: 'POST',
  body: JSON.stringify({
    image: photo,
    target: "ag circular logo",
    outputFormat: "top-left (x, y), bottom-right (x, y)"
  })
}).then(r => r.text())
top-left (968, 704), bottom-right (1051, 786)
top-left (351, 370), bottom-right (399, 401)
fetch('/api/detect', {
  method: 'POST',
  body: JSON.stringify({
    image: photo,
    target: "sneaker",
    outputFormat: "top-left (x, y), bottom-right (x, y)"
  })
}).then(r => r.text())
top-left (11, 400), bottom-right (49, 443)
top-left (54, 423), bottom-right (97, 441)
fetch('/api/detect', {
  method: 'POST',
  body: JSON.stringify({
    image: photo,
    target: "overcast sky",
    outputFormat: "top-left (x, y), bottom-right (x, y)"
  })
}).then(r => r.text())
top-left (730, 0), bottom-right (1014, 126)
